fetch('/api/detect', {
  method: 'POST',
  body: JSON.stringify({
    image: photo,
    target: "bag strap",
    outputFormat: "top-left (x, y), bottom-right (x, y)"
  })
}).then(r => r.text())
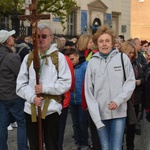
top-left (121, 52), bottom-right (126, 81)
top-left (27, 50), bottom-right (59, 73)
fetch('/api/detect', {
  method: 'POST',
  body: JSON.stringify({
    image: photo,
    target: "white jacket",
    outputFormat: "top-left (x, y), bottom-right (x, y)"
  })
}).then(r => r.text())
top-left (84, 50), bottom-right (135, 129)
top-left (16, 44), bottom-right (71, 116)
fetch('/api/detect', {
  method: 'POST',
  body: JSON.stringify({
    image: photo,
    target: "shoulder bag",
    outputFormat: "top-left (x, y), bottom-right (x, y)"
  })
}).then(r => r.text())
top-left (121, 53), bottom-right (137, 125)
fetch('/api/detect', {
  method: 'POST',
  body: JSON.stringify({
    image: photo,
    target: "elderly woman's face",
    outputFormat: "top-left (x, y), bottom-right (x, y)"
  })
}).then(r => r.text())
top-left (97, 33), bottom-right (113, 54)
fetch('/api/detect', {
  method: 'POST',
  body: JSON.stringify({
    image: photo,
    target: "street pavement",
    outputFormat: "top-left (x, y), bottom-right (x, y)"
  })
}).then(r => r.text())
top-left (7, 111), bottom-right (150, 150)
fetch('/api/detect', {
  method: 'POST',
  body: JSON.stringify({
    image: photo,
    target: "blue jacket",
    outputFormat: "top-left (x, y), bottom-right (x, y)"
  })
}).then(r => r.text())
top-left (70, 60), bottom-right (88, 105)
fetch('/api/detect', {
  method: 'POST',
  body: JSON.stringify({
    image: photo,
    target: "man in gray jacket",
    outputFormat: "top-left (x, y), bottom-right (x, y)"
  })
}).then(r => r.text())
top-left (0, 30), bottom-right (28, 150)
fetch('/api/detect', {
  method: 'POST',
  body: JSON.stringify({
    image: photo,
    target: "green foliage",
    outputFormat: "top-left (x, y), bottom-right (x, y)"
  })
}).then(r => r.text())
top-left (0, 0), bottom-right (23, 14)
top-left (0, 0), bottom-right (77, 29)
top-left (37, 0), bottom-right (77, 29)
top-left (0, 0), bottom-right (14, 14)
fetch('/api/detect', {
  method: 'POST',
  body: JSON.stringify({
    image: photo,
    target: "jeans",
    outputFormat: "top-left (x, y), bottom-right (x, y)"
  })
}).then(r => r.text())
top-left (70, 105), bottom-right (89, 146)
top-left (0, 98), bottom-right (28, 150)
top-left (97, 117), bottom-right (126, 150)
top-left (58, 107), bottom-right (69, 150)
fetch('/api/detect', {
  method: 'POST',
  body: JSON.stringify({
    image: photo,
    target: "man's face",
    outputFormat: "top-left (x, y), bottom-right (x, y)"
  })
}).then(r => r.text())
top-left (142, 43), bottom-right (148, 52)
top-left (119, 37), bottom-right (124, 44)
top-left (135, 39), bottom-right (141, 52)
top-left (68, 54), bottom-right (79, 66)
top-left (7, 36), bottom-right (15, 48)
top-left (97, 33), bottom-right (113, 54)
top-left (24, 37), bottom-right (29, 43)
top-left (38, 28), bottom-right (53, 53)
top-left (146, 51), bottom-right (150, 62)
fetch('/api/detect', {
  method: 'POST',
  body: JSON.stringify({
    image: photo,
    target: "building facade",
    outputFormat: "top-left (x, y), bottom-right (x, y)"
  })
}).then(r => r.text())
top-left (44, 0), bottom-right (131, 39)
top-left (0, 0), bottom-right (131, 39)
top-left (41, 0), bottom-right (150, 41)
top-left (131, 0), bottom-right (150, 41)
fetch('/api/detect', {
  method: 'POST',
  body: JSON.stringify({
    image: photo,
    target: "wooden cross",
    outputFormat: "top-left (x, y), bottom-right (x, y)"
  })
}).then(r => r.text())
top-left (18, 0), bottom-right (50, 150)
top-left (18, 0), bottom-right (50, 50)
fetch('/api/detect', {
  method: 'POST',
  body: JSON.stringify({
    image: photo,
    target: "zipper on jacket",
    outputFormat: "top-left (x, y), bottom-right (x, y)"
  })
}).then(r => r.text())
top-left (73, 69), bottom-right (76, 104)
top-left (107, 67), bottom-right (113, 118)
top-left (73, 90), bottom-right (76, 104)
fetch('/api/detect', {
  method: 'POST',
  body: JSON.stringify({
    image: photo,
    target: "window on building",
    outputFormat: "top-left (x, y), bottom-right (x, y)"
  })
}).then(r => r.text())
top-left (0, 15), bottom-right (9, 30)
top-left (67, 11), bottom-right (76, 36)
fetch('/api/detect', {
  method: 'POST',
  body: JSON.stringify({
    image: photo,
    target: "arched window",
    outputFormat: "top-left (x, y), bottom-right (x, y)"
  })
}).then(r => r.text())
top-left (91, 18), bottom-right (101, 34)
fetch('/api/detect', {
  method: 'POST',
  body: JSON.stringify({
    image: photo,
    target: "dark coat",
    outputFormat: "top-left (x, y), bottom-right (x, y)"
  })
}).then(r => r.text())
top-left (15, 39), bottom-right (32, 62)
top-left (0, 44), bottom-right (21, 100)
top-left (143, 63), bottom-right (150, 109)
top-left (131, 59), bottom-right (144, 105)
top-left (136, 52), bottom-right (147, 69)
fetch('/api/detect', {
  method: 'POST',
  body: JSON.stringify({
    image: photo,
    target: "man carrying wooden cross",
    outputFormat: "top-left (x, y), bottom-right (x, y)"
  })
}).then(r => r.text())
top-left (16, 24), bottom-right (71, 150)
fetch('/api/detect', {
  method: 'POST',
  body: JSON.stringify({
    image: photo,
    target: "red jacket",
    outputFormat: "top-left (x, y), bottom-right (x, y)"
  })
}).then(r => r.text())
top-left (62, 56), bottom-right (75, 108)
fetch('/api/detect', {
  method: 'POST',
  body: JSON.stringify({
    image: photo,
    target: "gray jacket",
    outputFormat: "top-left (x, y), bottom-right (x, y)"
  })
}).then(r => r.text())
top-left (84, 49), bottom-right (135, 129)
top-left (0, 44), bottom-right (21, 100)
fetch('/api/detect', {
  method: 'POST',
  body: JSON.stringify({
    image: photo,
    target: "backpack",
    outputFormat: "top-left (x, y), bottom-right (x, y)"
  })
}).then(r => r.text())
top-left (27, 50), bottom-right (58, 72)
top-left (27, 50), bottom-right (61, 122)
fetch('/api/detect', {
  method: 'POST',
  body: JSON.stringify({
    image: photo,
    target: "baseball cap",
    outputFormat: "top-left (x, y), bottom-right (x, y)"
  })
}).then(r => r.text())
top-left (0, 30), bottom-right (16, 44)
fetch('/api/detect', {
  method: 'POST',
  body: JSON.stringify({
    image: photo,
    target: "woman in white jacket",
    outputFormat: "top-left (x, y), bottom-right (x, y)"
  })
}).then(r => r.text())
top-left (84, 25), bottom-right (135, 150)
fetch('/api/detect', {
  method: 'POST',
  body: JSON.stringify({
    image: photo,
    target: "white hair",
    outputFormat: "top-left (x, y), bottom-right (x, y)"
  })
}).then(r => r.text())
top-left (38, 24), bottom-right (53, 34)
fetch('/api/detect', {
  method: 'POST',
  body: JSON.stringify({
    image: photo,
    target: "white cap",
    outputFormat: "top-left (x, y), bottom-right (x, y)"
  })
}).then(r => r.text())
top-left (0, 30), bottom-right (16, 44)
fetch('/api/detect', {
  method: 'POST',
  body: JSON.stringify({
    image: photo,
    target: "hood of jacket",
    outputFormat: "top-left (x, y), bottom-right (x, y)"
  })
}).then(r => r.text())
top-left (15, 40), bottom-right (31, 50)
top-left (92, 48), bottom-right (119, 60)
top-left (46, 43), bottom-right (58, 55)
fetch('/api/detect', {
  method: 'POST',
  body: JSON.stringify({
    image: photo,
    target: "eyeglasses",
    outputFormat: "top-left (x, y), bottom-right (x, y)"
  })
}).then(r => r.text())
top-left (38, 34), bottom-right (53, 39)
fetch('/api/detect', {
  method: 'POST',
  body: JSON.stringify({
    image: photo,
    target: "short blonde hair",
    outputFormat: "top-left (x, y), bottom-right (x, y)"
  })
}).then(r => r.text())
top-left (76, 34), bottom-right (92, 51)
top-left (92, 25), bottom-right (116, 46)
top-left (52, 36), bottom-right (63, 50)
top-left (120, 41), bottom-right (138, 58)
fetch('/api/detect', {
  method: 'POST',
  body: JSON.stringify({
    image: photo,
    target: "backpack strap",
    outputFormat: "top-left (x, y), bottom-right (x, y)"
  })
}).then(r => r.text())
top-left (27, 51), bottom-right (34, 69)
top-left (41, 50), bottom-right (59, 73)
top-left (50, 51), bottom-right (59, 72)
top-left (27, 50), bottom-right (61, 122)
top-left (27, 50), bottom-right (59, 71)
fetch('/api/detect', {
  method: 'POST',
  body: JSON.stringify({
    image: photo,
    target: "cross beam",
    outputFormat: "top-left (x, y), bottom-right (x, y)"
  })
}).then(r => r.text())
top-left (18, 0), bottom-right (50, 23)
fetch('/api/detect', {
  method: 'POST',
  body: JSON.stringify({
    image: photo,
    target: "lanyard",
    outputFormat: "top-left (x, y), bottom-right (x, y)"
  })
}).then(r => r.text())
top-left (38, 50), bottom-right (48, 76)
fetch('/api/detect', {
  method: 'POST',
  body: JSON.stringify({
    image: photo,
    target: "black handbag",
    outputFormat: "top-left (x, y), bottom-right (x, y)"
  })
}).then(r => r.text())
top-left (121, 53), bottom-right (137, 125)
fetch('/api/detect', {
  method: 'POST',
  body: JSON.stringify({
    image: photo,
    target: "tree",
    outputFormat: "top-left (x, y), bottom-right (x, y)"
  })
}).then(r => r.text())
top-left (0, 0), bottom-right (77, 28)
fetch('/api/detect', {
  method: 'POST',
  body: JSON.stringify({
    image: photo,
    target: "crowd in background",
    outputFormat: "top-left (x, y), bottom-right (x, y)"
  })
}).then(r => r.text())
top-left (1, 24), bottom-right (150, 150)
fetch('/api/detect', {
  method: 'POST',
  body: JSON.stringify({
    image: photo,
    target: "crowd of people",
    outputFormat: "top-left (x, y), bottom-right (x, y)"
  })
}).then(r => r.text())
top-left (0, 23), bottom-right (150, 150)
